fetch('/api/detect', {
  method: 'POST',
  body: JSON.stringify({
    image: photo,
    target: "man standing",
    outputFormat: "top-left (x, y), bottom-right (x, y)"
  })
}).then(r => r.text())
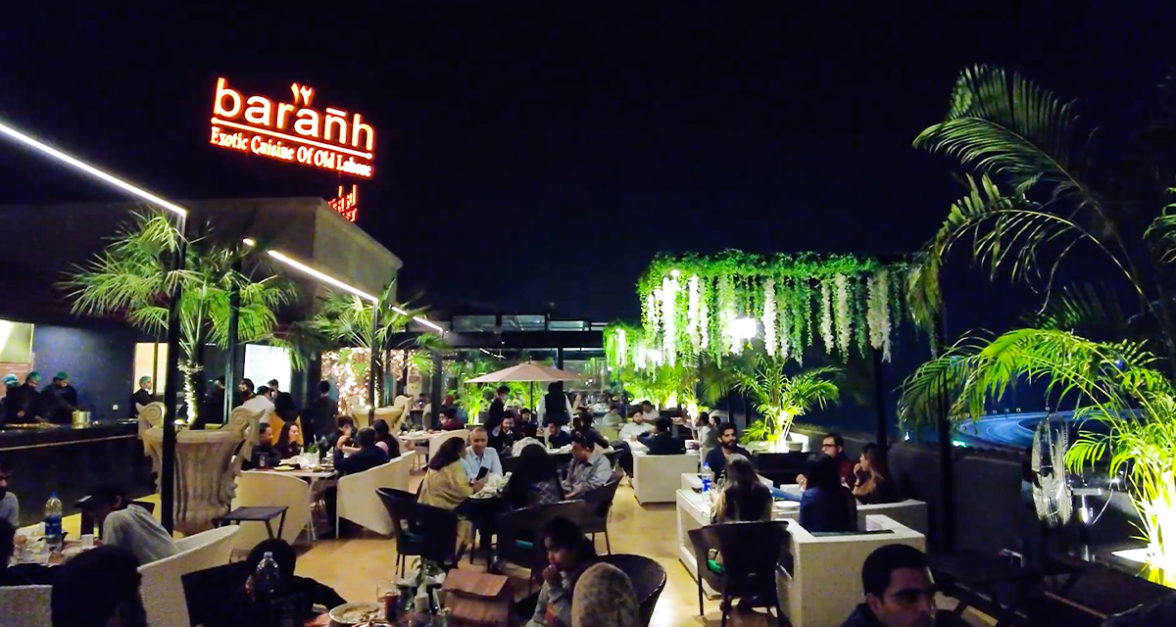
top-left (79, 484), bottom-right (176, 565)
top-left (240, 379), bottom-right (275, 415)
top-left (486, 385), bottom-right (509, 435)
top-left (563, 434), bottom-right (613, 498)
top-left (1, 374), bottom-right (20, 426)
top-left (129, 376), bottom-right (154, 418)
top-left (40, 372), bottom-right (77, 424)
top-left (305, 380), bottom-right (337, 440)
top-left (841, 544), bottom-right (965, 627)
top-left (7, 373), bottom-right (41, 424)
top-left (704, 422), bottom-right (753, 479)
top-left (0, 462), bottom-right (18, 526)
top-left (461, 428), bottom-right (503, 479)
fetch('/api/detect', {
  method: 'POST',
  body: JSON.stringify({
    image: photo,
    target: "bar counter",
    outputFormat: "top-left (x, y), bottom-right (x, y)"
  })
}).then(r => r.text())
top-left (0, 420), bottom-right (154, 526)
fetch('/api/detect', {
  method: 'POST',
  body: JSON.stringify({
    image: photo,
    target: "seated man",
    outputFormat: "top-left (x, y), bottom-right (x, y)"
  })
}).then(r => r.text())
top-left (51, 545), bottom-right (146, 627)
top-left (544, 419), bottom-right (572, 449)
top-left (703, 422), bottom-right (752, 479)
top-left (461, 427), bottom-right (503, 479)
top-left (563, 433), bottom-right (613, 499)
top-left (80, 484), bottom-right (176, 565)
top-left (333, 427), bottom-right (390, 475)
top-left (636, 417), bottom-right (685, 455)
top-left (572, 411), bottom-right (610, 450)
top-left (439, 406), bottom-right (465, 431)
top-left (241, 421), bottom-right (281, 470)
top-left (618, 410), bottom-right (653, 441)
top-left (0, 461), bottom-right (18, 526)
top-left (0, 519), bottom-right (55, 586)
top-left (841, 543), bottom-right (966, 627)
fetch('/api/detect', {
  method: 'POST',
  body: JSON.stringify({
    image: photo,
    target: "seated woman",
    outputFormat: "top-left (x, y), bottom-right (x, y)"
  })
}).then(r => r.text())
top-left (852, 442), bottom-right (898, 504)
top-left (275, 422), bottom-right (303, 459)
top-left (372, 418), bottom-right (401, 457)
top-left (711, 455), bottom-right (772, 523)
top-left (419, 436), bottom-right (487, 550)
top-left (799, 453), bottom-right (858, 532)
top-left (527, 517), bottom-right (598, 627)
top-left (506, 444), bottom-right (565, 510)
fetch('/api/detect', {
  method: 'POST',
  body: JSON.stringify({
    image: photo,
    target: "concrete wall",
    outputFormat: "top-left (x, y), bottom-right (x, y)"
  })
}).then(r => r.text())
top-left (31, 323), bottom-right (136, 420)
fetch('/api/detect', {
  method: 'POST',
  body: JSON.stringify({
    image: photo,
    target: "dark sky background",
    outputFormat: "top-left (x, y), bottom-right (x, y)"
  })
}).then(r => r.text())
top-left (2, 2), bottom-right (1175, 333)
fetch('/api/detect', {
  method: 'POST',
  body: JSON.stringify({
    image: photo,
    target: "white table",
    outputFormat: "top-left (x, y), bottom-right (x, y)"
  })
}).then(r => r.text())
top-left (680, 472), bottom-right (775, 491)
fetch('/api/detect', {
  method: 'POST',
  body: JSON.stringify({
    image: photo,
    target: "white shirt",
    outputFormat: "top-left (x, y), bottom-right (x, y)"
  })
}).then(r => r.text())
top-left (641, 408), bottom-right (659, 423)
top-left (0, 492), bottom-right (18, 527)
top-left (241, 395), bottom-right (275, 416)
top-left (511, 437), bottom-right (545, 457)
top-left (619, 421), bottom-right (653, 441)
top-left (102, 504), bottom-right (176, 565)
top-left (461, 446), bottom-right (503, 479)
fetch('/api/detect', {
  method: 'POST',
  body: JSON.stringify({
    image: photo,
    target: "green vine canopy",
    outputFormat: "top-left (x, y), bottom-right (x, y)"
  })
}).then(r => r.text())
top-left (608, 251), bottom-right (926, 370)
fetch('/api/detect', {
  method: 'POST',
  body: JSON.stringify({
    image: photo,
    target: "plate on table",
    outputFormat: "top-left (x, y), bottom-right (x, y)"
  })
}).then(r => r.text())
top-left (328, 601), bottom-right (382, 625)
top-left (273, 465), bottom-right (298, 472)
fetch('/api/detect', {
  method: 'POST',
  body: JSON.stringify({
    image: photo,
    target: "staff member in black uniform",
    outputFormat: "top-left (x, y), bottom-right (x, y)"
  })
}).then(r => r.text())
top-left (129, 376), bottom-right (154, 418)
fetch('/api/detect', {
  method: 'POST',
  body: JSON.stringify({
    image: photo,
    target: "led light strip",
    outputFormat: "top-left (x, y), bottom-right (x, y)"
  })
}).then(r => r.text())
top-left (242, 239), bottom-right (445, 333)
top-left (0, 119), bottom-right (187, 217)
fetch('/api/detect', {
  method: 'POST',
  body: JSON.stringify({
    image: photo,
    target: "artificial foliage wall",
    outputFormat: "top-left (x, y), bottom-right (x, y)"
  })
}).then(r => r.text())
top-left (609, 251), bottom-right (922, 370)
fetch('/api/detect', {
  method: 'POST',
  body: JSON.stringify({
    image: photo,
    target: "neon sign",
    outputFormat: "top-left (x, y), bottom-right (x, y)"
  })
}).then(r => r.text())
top-left (328, 185), bottom-right (359, 222)
top-left (209, 77), bottom-right (375, 178)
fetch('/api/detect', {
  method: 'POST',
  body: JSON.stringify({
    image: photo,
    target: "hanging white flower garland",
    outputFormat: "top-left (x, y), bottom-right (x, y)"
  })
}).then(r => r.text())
top-left (866, 269), bottom-right (893, 361)
top-left (834, 274), bottom-right (851, 359)
top-left (687, 274), bottom-right (701, 353)
top-left (820, 281), bottom-right (834, 354)
top-left (761, 278), bottom-right (777, 357)
top-left (660, 275), bottom-right (679, 365)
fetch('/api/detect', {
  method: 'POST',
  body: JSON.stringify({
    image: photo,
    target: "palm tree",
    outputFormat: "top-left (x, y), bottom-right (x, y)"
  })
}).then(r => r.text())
top-left (63, 210), bottom-right (297, 419)
top-left (735, 355), bottom-right (840, 449)
top-left (899, 327), bottom-right (1176, 579)
top-left (910, 64), bottom-right (1176, 373)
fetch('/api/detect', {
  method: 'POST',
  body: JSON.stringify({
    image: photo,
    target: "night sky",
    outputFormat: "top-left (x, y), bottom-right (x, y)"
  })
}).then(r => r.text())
top-left (3, 2), bottom-right (1175, 329)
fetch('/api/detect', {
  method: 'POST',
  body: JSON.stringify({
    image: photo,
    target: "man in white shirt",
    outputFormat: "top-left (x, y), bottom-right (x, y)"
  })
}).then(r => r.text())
top-left (639, 400), bottom-right (659, 424)
top-left (239, 379), bottom-right (275, 415)
top-left (618, 410), bottom-right (654, 441)
top-left (80, 484), bottom-right (176, 565)
top-left (563, 434), bottom-right (613, 498)
top-left (0, 462), bottom-right (18, 526)
top-left (461, 427), bottom-right (503, 480)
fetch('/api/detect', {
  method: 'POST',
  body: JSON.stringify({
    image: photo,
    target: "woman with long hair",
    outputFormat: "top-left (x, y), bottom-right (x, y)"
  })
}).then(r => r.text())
top-left (506, 444), bottom-right (564, 509)
top-left (799, 453), bottom-right (857, 532)
top-left (711, 454), bottom-right (772, 523)
top-left (371, 419), bottom-right (401, 458)
top-left (419, 436), bottom-right (485, 552)
top-left (275, 423), bottom-right (302, 459)
top-left (852, 443), bottom-right (897, 504)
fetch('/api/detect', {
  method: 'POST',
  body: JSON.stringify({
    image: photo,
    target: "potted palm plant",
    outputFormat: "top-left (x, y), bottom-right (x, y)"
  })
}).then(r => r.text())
top-left (735, 355), bottom-right (840, 452)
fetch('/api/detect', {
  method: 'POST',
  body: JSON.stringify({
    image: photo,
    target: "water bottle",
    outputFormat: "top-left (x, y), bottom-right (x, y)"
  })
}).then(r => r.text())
top-left (254, 550), bottom-right (283, 602)
top-left (44, 493), bottom-right (63, 554)
top-left (700, 462), bottom-right (712, 493)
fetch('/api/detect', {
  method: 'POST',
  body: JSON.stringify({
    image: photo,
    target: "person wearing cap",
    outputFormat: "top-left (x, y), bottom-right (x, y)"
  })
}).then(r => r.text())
top-left (0, 374), bottom-right (20, 426)
top-left (39, 372), bottom-right (77, 425)
top-left (80, 484), bottom-right (175, 565)
top-left (5, 372), bottom-right (43, 424)
top-left (129, 376), bottom-right (155, 419)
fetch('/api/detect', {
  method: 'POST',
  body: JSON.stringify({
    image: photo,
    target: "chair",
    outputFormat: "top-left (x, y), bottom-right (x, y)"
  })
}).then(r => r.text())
top-left (139, 525), bottom-right (240, 627)
top-left (336, 452), bottom-right (414, 535)
top-left (580, 476), bottom-right (622, 554)
top-left (406, 500), bottom-right (461, 570)
top-left (632, 451), bottom-right (699, 504)
top-left (689, 520), bottom-right (791, 627)
top-left (376, 487), bottom-right (423, 577)
top-left (230, 471), bottom-right (313, 555)
top-left (496, 500), bottom-right (593, 590)
top-left (428, 429), bottom-right (469, 459)
top-left (600, 554), bottom-right (668, 627)
top-left (0, 585), bottom-right (52, 627)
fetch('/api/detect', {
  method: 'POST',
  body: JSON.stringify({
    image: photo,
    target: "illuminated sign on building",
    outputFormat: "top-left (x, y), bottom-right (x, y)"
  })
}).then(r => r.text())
top-left (328, 185), bottom-right (359, 222)
top-left (209, 78), bottom-right (375, 178)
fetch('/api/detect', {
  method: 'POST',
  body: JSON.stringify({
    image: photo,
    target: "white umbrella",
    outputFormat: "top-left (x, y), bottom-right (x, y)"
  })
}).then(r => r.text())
top-left (466, 361), bottom-right (580, 410)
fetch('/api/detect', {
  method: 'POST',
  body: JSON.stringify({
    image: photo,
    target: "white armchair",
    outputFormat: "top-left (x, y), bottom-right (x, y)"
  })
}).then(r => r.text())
top-left (429, 430), bottom-right (468, 459)
top-left (633, 452), bottom-right (699, 504)
top-left (0, 586), bottom-right (52, 627)
top-left (336, 452), bottom-right (414, 535)
top-left (858, 499), bottom-right (928, 535)
top-left (139, 525), bottom-right (239, 627)
top-left (230, 471), bottom-right (313, 555)
top-left (779, 514), bottom-right (925, 627)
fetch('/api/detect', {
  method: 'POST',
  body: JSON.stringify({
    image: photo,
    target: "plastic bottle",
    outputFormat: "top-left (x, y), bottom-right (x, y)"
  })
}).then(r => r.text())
top-left (253, 550), bottom-right (283, 602)
top-left (44, 493), bottom-right (63, 554)
top-left (700, 462), bottom-right (713, 493)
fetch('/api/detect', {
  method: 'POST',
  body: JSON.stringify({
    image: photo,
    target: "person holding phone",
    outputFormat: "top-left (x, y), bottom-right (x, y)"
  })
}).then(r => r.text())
top-left (461, 427), bottom-right (503, 481)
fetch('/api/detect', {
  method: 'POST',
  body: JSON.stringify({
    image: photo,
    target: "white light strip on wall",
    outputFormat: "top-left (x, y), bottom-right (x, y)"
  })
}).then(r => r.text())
top-left (242, 239), bottom-right (446, 333)
top-left (0, 120), bottom-right (188, 218)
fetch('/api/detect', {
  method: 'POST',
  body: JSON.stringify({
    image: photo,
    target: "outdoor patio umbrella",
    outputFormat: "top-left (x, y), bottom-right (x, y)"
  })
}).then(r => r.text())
top-left (466, 360), bottom-right (581, 410)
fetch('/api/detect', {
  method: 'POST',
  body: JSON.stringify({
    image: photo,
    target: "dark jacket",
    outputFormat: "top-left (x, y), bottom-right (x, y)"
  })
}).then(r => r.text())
top-left (334, 445), bottom-right (390, 475)
top-left (3, 385), bottom-right (35, 423)
top-left (129, 388), bottom-right (154, 418)
top-left (545, 430), bottom-right (572, 449)
top-left (0, 563), bottom-right (56, 587)
top-left (704, 445), bottom-right (752, 478)
top-left (637, 431), bottom-right (684, 455)
top-left (304, 396), bottom-right (336, 440)
top-left (489, 428), bottom-right (517, 453)
top-left (242, 443), bottom-right (281, 470)
top-left (800, 486), bottom-right (858, 532)
top-left (38, 385), bottom-right (73, 424)
top-left (486, 398), bottom-right (506, 433)
top-left (578, 427), bottom-right (610, 450)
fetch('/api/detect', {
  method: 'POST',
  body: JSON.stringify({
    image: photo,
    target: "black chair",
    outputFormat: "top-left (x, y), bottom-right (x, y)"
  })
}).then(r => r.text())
top-left (579, 476), bottom-right (622, 554)
top-left (689, 520), bottom-right (791, 627)
top-left (496, 500), bottom-right (592, 591)
top-left (376, 487), bottom-right (422, 577)
top-left (600, 554), bottom-right (667, 627)
top-left (405, 500), bottom-right (461, 570)
top-left (501, 455), bottom-right (521, 475)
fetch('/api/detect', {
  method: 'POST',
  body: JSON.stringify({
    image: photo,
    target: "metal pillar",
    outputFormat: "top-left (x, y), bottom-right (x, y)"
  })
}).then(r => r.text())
top-left (160, 214), bottom-right (187, 534)
top-left (871, 347), bottom-right (888, 467)
top-left (369, 304), bottom-right (380, 424)
top-left (222, 260), bottom-right (240, 423)
top-left (933, 313), bottom-right (955, 552)
top-left (430, 352), bottom-right (443, 430)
